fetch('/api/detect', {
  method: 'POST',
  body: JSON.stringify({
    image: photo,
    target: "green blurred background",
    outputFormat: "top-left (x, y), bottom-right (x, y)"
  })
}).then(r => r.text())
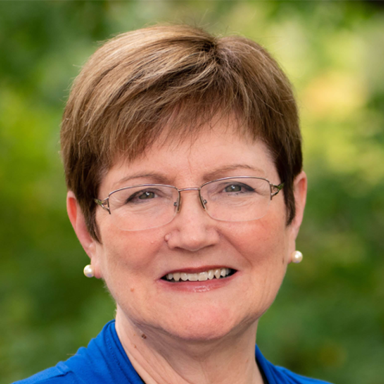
top-left (1, 1), bottom-right (383, 383)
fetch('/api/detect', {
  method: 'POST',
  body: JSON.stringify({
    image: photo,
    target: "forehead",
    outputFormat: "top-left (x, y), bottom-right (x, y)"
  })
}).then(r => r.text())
top-left (101, 121), bottom-right (278, 194)
top-left (112, 110), bottom-right (253, 162)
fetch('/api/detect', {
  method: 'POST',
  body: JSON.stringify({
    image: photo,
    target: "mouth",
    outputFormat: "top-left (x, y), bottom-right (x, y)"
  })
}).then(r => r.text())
top-left (161, 268), bottom-right (236, 283)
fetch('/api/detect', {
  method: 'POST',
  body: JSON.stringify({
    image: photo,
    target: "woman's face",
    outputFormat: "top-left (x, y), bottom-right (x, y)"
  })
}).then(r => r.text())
top-left (71, 121), bottom-right (306, 341)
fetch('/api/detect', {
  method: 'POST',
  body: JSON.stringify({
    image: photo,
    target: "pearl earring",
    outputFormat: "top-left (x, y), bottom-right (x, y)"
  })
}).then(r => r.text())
top-left (83, 264), bottom-right (94, 278)
top-left (292, 250), bottom-right (303, 264)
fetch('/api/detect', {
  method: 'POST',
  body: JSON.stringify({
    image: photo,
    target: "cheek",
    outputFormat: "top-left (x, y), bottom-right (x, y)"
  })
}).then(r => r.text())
top-left (94, 233), bottom-right (152, 310)
top-left (223, 216), bottom-right (290, 267)
top-left (95, 222), bottom-right (167, 282)
top-left (100, 235), bottom-right (145, 273)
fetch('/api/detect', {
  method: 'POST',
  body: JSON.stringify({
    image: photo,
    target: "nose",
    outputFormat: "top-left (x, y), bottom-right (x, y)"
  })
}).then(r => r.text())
top-left (165, 189), bottom-right (220, 252)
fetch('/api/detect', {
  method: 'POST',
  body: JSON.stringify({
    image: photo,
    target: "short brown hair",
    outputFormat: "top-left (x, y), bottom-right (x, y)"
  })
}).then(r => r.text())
top-left (61, 24), bottom-right (302, 241)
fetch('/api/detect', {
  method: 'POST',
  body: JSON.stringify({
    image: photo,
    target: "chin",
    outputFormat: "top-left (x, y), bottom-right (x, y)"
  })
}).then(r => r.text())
top-left (154, 307), bottom-right (256, 343)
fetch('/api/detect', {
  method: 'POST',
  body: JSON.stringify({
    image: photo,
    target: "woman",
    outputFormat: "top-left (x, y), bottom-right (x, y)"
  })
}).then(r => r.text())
top-left (17, 25), bottom-right (331, 384)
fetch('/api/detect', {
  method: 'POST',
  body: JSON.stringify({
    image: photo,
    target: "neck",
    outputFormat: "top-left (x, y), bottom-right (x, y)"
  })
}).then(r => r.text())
top-left (115, 309), bottom-right (264, 384)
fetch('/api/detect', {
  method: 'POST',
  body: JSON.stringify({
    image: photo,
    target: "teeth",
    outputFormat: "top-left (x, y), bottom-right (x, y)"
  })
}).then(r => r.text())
top-left (165, 268), bottom-right (231, 282)
top-left (173, 272), bottom-right (181, 282)
top-left (189, 274), bottom-right (198, 281)
top-left (181, 273), bottom-right (188, 281)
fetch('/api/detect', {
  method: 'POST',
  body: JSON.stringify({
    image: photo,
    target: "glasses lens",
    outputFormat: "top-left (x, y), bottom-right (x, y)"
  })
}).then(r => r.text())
top-left (201, 177), bottom-right (271, 222)
top-left (108, 185), bottom-right (179, 231)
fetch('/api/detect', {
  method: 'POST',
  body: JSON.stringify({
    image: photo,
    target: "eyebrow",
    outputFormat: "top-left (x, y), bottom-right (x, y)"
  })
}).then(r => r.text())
top-left (113, 164), bottom-right (266, 189)
top-left (113, 172), bottom-right (170, 189)
top-left (203, 164), bottom-right (265, 182)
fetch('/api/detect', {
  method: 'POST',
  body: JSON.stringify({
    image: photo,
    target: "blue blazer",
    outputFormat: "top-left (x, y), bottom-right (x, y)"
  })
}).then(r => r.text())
top-left (14, 320), bottom-right (332, 384)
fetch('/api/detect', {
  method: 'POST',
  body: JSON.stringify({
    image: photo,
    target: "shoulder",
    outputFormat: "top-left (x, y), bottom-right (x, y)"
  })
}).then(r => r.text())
top-left (12, 363), bottom-right (81, 384)
top-left (256, 347), bottom-right (333, 384)
top-left (14, 321), bottom-right (143, 384)
top-left (273, 366), bottom-right (333, 384)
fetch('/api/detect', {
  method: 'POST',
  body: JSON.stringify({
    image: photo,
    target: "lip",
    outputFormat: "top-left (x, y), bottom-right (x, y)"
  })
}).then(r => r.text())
top-left (162, 265), bottom-right (234, 275)
top-left (158, 268), bottom-right (238, 293)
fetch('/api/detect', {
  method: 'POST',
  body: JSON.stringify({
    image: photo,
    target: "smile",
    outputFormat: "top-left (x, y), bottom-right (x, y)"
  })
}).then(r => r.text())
top-left (163, 268), bottom-right (235, 282)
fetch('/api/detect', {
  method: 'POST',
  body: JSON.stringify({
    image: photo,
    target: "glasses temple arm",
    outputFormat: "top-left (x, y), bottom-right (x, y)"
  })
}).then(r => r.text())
top-left (94, 198), bottom-right (111, 213)
top-left (271, 182), bottom-right (284, 198)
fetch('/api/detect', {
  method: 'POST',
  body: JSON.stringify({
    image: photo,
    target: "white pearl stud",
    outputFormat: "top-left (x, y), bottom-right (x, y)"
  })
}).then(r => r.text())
top-left (83, 264), bottom-right (94, 278)
top-left (292, 250), bottom-right (303, 264)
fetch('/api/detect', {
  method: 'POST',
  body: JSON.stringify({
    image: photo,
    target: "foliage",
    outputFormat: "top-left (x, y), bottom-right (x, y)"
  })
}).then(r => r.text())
top-left (1, 1), bottom-right (383, 383)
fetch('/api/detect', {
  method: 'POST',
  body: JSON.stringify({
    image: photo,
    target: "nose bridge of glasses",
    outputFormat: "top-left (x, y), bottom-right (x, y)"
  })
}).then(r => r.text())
top-left (176, 187), bottom-right (206, 212)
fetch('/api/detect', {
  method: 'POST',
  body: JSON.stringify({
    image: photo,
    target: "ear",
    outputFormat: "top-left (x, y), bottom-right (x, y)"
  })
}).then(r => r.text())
top-left (288, 171), bottom-right (307, 258)
top-left (67, 191), bottom-right (102, 278)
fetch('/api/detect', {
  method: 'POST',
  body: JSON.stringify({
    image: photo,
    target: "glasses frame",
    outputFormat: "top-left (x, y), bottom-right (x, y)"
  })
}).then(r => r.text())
top-left (94, 176), bottom-right (284, 218)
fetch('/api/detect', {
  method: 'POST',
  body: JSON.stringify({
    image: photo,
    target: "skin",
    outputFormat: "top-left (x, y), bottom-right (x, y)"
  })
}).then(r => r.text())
top-left (67, 120), bottom-right (307, 384)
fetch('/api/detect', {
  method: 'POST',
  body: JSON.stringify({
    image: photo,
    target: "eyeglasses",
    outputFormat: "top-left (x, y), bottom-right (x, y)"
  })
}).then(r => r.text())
top-left (94, 176), bottom-right (284, 231)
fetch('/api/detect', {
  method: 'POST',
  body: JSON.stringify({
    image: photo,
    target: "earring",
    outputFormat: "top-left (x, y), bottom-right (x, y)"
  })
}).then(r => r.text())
top-left (292, 250), bottom-right (303, 264)
top-left (83, 264), bottom-right (94, 278)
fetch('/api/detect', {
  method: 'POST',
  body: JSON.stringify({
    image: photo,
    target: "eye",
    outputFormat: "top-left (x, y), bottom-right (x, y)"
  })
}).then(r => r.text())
top-left (138, 191), bottom-right (155, 200)
top-left (127, 190), bottom-right (157, 203)
top-left (109, 186), bottom-right (176, 211)
top-left (223, 183), bottom-right (254, 194)
top-left (225, 184), bottom-right (242, 193)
